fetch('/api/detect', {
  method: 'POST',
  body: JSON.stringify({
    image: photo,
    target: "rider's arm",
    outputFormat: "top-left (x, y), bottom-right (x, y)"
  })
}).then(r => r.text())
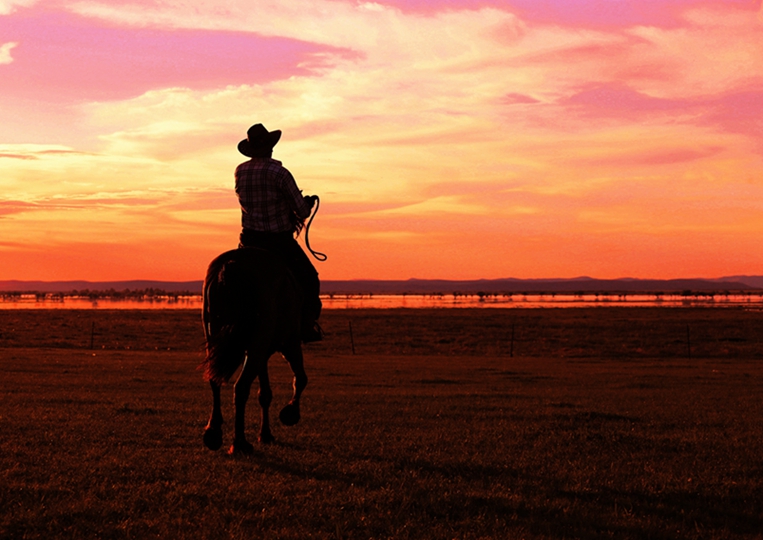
top-left (280, 169), bottom-right (313, 220)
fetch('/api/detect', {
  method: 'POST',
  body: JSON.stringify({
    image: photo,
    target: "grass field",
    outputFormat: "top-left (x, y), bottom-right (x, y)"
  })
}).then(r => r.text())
top-left (1, 308), bottom-right (763, 539)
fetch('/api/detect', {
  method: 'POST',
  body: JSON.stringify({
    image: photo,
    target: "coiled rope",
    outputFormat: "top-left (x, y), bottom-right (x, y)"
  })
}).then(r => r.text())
top-left (304, 196), bottom-right (327, 261)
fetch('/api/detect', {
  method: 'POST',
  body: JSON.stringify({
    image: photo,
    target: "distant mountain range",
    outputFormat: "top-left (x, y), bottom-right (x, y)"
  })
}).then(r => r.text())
top-left (1, 276), bottom-right (762, 294)
top-left (322, 276), bottom-right (763, 294)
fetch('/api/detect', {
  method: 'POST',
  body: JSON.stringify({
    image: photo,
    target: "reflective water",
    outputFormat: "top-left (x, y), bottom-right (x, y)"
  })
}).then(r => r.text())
top-left (2, 292), bottom-right (763, 309)
top-left (322, 293), bottom-right (763, 309)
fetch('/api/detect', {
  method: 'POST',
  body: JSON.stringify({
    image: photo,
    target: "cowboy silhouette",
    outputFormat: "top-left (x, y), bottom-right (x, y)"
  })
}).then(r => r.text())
top-left (234, 123), bottom-right (323, 342)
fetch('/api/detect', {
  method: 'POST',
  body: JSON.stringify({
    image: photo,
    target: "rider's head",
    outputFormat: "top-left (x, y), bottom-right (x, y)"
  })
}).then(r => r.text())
top-left (238, 124), bottom-right (281, 158)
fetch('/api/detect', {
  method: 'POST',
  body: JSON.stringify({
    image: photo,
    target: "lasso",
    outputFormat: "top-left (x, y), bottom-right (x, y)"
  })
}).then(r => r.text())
top-left (304, 196), bottom-right (327, 262)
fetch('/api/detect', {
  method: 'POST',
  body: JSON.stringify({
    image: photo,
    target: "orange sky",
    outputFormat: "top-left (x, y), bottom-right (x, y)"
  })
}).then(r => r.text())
top-left (1, 0), bottom-right (763, 281)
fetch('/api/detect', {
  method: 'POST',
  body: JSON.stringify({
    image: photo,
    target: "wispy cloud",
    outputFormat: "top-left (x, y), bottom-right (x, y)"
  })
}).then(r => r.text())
top-left (0, 152), bottom-right (35, 160)
top-left (1, 0), bottom-right (762, 280)
top-left (0, 41), bottom-right (17, 63)
top-left (0, 0), bottom-right (36, 15)
top-left (0, 9), bottom-right (353, 103)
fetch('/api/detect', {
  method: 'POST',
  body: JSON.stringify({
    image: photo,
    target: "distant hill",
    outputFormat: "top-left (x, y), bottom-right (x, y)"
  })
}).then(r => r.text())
top-left (322, 277), bottom-right (758, 294)
top-left (714, 275), bottom-right (763, 289)
top-left (0, 276), bottom-right (759, 295)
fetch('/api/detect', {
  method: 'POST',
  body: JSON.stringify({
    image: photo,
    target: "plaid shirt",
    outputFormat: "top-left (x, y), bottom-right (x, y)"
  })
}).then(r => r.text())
top-left (235, 158), bottom-right (311, 233)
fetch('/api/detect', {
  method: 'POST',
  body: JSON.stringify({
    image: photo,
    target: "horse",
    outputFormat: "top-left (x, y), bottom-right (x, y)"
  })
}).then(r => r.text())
top-left (199, 247), bottom-right (308, 455)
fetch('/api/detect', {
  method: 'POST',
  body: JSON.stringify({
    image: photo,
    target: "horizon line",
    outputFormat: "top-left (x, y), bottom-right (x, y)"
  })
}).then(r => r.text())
top-left (0, 275), bottom-right (760, 284)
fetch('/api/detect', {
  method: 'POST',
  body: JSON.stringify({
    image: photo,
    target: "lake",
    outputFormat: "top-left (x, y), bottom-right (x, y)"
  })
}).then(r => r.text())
top-left (2, 292), bottom-right (763, 309)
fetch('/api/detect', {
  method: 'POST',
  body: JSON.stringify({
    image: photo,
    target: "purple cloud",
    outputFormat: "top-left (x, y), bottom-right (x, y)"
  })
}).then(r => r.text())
top-left (0, 7), bottom-right (356, 103)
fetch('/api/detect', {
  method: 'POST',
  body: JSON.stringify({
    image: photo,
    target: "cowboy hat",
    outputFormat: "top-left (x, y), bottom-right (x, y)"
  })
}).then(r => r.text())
top-left (238, 124), bottom-right (282, 157)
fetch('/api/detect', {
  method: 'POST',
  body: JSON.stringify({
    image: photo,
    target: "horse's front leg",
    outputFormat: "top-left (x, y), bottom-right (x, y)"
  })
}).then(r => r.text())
top-left (203, 380), bottom-right (224, 451)
top-left (258, 362), bottom-right (275, 444)
top-left (230, 354), bottom-right (258, 455)
top-left (279, 343), bottom-right (308, 426)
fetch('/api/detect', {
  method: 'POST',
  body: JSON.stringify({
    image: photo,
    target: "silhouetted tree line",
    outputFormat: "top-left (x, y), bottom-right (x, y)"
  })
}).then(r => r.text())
top-left (70, 288), bottom-right (199, 299)
top-left (1, 288), bottom-right (200, 300)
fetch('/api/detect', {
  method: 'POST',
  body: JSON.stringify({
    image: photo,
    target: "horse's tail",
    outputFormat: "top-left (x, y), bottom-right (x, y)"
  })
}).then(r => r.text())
top-left (199, 253), bottom-right (256, 384)
top-left (201, 323), bottom-right (246, 384)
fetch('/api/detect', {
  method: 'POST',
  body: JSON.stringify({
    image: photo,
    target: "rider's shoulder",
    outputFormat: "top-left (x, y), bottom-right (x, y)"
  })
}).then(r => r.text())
top-left (235, 158), bottom-right (290, 179)
top-left (237, 158), bottom-right (283, 167)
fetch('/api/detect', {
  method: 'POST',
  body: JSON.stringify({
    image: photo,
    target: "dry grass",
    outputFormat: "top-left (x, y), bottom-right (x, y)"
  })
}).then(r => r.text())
top-left (1, 308), bottom-right (763, 539)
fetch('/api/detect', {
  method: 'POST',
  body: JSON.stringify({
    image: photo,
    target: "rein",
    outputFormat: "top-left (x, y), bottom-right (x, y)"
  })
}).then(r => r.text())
top-left (304, 196), bottom-right (327, 262)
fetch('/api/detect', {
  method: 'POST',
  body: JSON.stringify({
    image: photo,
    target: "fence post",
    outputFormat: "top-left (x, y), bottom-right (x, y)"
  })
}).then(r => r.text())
top-left (510, 322), bottom-right (515, 358)
top-left (349, 320), bottom-right (356, 355)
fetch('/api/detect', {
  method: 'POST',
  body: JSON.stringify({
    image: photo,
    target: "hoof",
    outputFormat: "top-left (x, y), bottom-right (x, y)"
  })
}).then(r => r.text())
top-left (279, 403), bottom-right (300, 426)
top-left (203, 427), bottom-right (223, 451)
top-left (259, 431), bottom-right (275, 445)
top-left (228, 439), bottom-right (254, 455)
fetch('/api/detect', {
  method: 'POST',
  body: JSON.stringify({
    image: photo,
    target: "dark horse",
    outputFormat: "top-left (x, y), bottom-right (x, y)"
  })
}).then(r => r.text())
top-left (200, 247), bottom-right (308, 455)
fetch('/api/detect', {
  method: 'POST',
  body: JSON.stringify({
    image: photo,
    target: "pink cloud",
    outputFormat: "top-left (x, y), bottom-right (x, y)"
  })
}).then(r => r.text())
top-left (505, 0), bottom-right (760, 29)
top-left (701, 86), bottom-right (763, 140)
top-left (0, 200), bottom-right (38, 216)
top-left (501, 92), bottom-right (540, 105)
top-left (0, 148), bottom-right (94, 160)
top-left (561, 82), bottom-right (683, 120)
top-left (0, 7), bottom-right (354, 103)
top-left (560, 81), bottom-right (763, 143)
top-left (0, 153), bottom-right (36, 159)
top-left (586, 146), bottom-right (725, 167)
top-left (368, 0), bottom-right (760, 28)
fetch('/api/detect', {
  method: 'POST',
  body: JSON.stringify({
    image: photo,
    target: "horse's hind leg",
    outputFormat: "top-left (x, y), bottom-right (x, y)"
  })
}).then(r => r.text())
top-left (203, 381), bottom-right (224, 451)
top-left (279, 343), bottom-right (308, 426)
top-left (257, 362), bottom-right (275, 445)
top-left (230, 354), bottom-right (258, 455)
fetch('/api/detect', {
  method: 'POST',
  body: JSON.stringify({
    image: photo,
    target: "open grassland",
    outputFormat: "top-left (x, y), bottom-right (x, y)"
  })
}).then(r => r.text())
top-left (1, 308), bottom-right (763, 539)
top-left (2, 307), bottom-right (763, 358)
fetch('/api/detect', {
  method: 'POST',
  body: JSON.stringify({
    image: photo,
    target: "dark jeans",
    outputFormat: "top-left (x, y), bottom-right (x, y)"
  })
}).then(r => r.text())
top-left (238, 229), bottom-right (322, 323)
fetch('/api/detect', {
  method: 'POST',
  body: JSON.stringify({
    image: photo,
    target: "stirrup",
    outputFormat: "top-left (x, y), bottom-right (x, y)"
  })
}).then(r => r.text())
top-left (302, 322), bottom-right (324, 343)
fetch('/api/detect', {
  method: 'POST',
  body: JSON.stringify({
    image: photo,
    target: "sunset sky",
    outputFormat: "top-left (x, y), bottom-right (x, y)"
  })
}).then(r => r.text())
top-left (1, 0), bottom-right (762, 281)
